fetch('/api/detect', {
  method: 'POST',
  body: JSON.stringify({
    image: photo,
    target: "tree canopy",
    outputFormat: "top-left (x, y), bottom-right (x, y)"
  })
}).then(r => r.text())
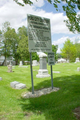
top-left (13, 0), bottom-right (80, 33)
top-left (52, 45), bottom-right (58, 61)
top-left (61, 39), bottom-right (76, 62)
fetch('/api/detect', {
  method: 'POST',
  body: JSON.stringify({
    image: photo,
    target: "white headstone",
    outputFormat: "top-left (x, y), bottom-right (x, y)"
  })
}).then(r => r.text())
top-left (10, 81), bottom-right (26, 89)
top-left (77, 67), bottom-right (80, 71)
top-left (36, 53), bottom-right (50, 78)
top-left (0, 77), bottom-right (2, 81)
top-left (7, 64), bottom-right (12, 72)
top-left (10, 81), bottom-right (20, 88)
top-left (15, 83), bottom-right (26, 89)
top-left (53, 71), bottom-right (60, 73)
top-left (19, 61), bottom-right (23, 66)
top-left (32, 60), bottom-right (38, 66)
top-left (75, 58), bottom-right (79, 63)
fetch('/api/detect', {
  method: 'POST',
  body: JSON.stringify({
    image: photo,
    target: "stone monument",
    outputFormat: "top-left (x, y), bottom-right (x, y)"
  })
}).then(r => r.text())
top-left (19, 61), bottom-right (23, 66)
top-left (75, 58), bottom-right (79, 63)
top-left (77, 67), bottom-right (80, 71)
top-left (0, 77), bottom-right (2, 81)
top-left (7, 62), bottom-right (12, 72)
top-left (36, 53), bottom-right (50, 78)
top-left (32, 60), bottom-right (38, 66)
top-left (10, 81), bottom-right (26, 89)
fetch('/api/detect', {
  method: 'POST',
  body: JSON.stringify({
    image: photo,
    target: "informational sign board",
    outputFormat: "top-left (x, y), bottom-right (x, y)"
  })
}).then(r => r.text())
top-left (48, 52), bottom-right (55, 65)
top-left (27, 14), bottom-right (52, 52)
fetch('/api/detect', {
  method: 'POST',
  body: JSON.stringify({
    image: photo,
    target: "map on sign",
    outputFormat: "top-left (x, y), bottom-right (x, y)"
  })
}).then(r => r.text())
top-left (27, 14), bottom-right (52, 52)
top-left (48, 52), bottom-right (55, 65)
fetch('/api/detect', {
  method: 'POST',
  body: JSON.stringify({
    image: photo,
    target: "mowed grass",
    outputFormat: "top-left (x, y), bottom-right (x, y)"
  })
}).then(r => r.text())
top-left (0, 63), bottom-right (80, 120)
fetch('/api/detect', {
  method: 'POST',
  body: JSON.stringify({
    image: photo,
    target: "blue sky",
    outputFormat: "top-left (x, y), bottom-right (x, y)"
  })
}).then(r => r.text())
top-left (0, 0), bottom-right (80, 53)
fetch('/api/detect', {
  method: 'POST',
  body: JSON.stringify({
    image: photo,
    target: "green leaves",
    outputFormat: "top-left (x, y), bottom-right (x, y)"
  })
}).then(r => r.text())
top-left (52, 45), bottom-right (58, 61)
top-left (13, 0), bottom-right (80, 33)
top-left (61, 39), bottom-right (77, 62)
top-left (13, 0), bottom-right (33, 6)
top-left (17, 26), bottom-right (29, 61)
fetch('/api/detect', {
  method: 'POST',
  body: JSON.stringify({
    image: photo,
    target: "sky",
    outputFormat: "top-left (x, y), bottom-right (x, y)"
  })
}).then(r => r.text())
top-left (0, 0), bottom-right (80, 53)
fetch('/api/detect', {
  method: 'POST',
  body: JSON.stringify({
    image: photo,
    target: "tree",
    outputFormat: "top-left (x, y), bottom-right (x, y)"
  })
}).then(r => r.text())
top-left (14, 0), bottom-right (80, 33)
top-left (17, 26), bottom-right (29, 61)
top-left (32, 52), bottom-right (39, 61)
top-left (61, 39), bottom-right (76, 62)
top-left (4, 27), bottom-right (20, 65)
top-left (0, 22), bottom-right (11, 65)
top-left (18, 26), bottom-right (27, 37)
top-left (75, 40), bottom-right (80, 59)
top-left (52, 45), bottom-right (58, 61)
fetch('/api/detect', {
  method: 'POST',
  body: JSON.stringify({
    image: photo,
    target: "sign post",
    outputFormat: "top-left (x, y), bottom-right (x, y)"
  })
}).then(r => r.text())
top-left (48, 52), bottom-right (55, 89)
top-left (27, 14), bottom-right (52, 94)
top-left (30, 53), bottom-right (34, 94)
top-left (51, 65), bottom-right (53, 89)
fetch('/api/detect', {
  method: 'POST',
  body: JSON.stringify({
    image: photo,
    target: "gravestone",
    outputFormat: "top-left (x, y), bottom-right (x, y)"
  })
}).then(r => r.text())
top-left (32, 60), bottom-right (38, 66)
top-left (53, 71), bottom-right (60, 73)
top-left (10, 81), bottom-right (26, 89)
top-left (36, 53), bottom-right (50, 78)
top-left (10, 81), bottom-right (20, 88)
top-left (77, 67), bottom-right (80, 71)
top-left (0, 77), bottom-right (2, 81)
top-left (75, 58), bottom-right (79, 63)
top-left (19, 61), bottom-right (23, 66)
top-left (15, 83), bottom-right (26, 89)
top-left (7, 62), bottom-right (12, 72)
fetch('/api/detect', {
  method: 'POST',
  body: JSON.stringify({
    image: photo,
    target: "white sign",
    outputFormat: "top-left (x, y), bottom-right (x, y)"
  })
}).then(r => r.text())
top-left (27, 14), bottom-right (52, 52)
top-left (48, 52), bottom-right (55, 65)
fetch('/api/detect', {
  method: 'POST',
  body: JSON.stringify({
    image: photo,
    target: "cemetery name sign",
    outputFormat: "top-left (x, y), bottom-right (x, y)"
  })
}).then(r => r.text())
top-left (27, 14), bottom-right (52, 52)
top-left (48, 52), bottom-right (55, 65)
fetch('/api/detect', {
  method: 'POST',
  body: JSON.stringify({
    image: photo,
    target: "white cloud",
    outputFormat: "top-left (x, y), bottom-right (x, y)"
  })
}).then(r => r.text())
top-left (31, 0), bottom-right (45, 7)
top-left (0, 0), bottom-right (73, 34)
top-left (53, 35), bottom-right (80, 45)
top-left (57, 47), bottom-right (61, 53)
top-left (52, 36), bottom-right (69, 45)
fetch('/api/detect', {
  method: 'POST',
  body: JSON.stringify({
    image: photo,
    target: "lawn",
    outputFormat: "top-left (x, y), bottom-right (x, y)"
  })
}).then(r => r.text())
top-left (0, 63), bottom-right (80, 120)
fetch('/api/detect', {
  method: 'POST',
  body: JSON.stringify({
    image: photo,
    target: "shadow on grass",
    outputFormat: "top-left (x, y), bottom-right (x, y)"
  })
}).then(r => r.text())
top-left (19, 74), bottom-right (80, 120)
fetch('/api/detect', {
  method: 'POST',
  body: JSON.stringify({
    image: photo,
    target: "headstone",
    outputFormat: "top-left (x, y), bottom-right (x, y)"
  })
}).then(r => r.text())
top-left (10, 81), bottom-right (20, 88)
top-left (19, 61), bottom-right (23, 66)
top-left (10, 81), bottom-right (26, 89)
top-left (7, 63), bottom-right (13, 72)
top-left (53, 71), bottom-right (60, 73)
top-left (15, 83), bottom-right (26, 89)
top-left (75, 58), bottom-right (79, 63)
top-left (36, 53), bottom-right (50, 78)
top-left (77, 67), bottom-right (80, 71)
top-left (0, 77), bottom-right (2, 81)
top-left (32, 60), bottom-right (38, 66)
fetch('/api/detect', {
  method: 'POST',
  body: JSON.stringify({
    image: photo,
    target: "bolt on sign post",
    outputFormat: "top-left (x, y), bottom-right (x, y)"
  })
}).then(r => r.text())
top-left (27, 14), bottom-right (52, 94)
top-left (48, 52), bottom-right (55, 89)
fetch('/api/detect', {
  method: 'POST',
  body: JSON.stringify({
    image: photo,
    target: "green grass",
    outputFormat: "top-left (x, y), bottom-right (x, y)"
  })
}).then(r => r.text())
top-left (0, 63), bottom-right (80, 120)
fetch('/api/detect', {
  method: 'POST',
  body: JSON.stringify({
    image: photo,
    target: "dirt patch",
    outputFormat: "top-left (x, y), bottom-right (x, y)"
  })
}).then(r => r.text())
top-left (73, 107), bottom-right (80, 120)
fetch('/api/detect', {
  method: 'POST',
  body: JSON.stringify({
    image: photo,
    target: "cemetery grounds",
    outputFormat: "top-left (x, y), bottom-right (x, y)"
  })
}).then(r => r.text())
top-left (0, 62), bottom-right (80, 120)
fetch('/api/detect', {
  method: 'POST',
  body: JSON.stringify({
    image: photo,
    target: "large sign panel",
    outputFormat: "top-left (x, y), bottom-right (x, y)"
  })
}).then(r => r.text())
top-left (48, 52), bottom-right (55, 65)
top-left (27, 14), bottom-right (52, 52)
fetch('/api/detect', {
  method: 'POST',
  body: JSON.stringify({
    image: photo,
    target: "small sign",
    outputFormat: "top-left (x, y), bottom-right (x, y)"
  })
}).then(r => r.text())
top-left (48, 52), bottom-right (55, 65)
top-left (27, 14), bottom-right (52, 52)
